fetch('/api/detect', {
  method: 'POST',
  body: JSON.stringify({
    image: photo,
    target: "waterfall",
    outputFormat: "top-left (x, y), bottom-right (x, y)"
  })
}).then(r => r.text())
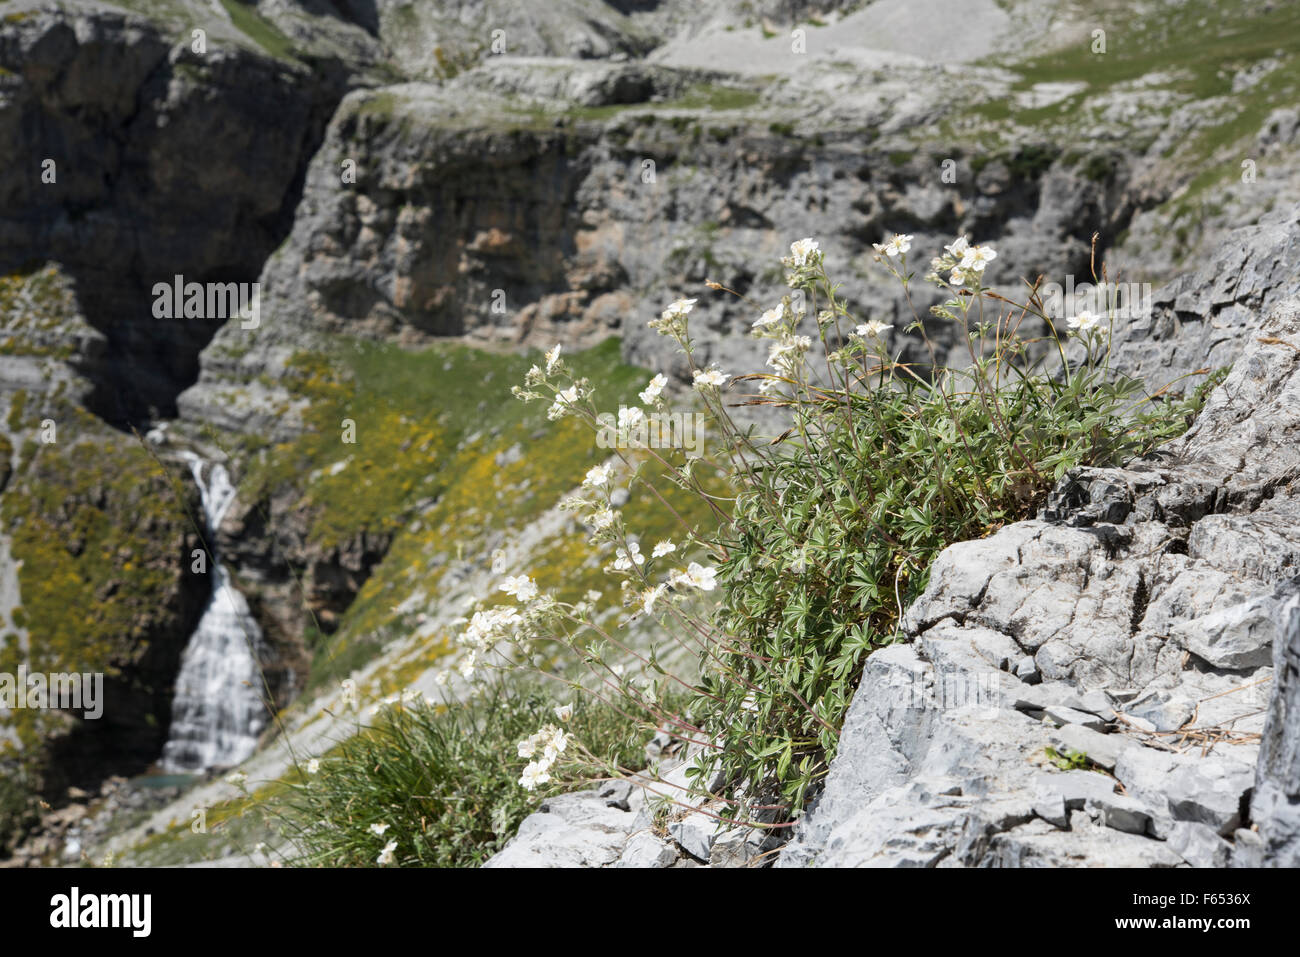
top-left (159, 453), bottom-right (267, 772)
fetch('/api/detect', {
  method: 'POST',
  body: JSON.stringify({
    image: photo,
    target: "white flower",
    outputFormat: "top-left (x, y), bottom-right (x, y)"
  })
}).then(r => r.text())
top-left (1067, 310), bottom-right (1103, 333)
top-left (457, 651), bottom-right (478, 679)
top-left (544, 344), bottom-right (562, 373)
top-left (789, 237), bottom-right (820, 266)
top-left (376, 840), bottom-right (397, 866)
top-left (949, 266), bottom-right (975, 288)
top-left (766, 335), bottom-right (811, 375)
top-left (959, 244), bottom-right (997, 272)
top-left (548, 385), bottom-right (581, 420)
top-left (500, 575), bottom-right (538, 602)
top-left (613, 541), bottom-right (644, 571)
top-left (584, 463), bottom-right (612, 488)
top-left (517, 736), bottom-right (537, 758)
top-left (662, 298), bottom-right (697, 320)
top-left (225, 771), bottom-right (248, 789)
top-left (676, 561), bottom-right (718, 591)
top-left (875, 233), bottom-right (913, 258)
top-left (617, 406), bottom-right (646, 432)
top-left (944, 236), bottom-right (970, 259)
top-left (461, 606), bottom-right (521, 650)
top-left (402, 688), bottom-right (423, 704)
top-left (369, 823), bottom-right (390, 837)
top-left (641, 584), bottom-right (667, 614)
top-left (693, 367), bottom-right (729, 390)
top-left (639, 373), bottom-right (667, 404)
top-left (554, 704), bottom-right (573, 722)
top-left (753, 303), bottom-right (785, 330)
top-left (652, 541), bottom-right (676, 558)
top-left (254, 842), bottom-right (267, 855)
top-left (541, 726), bottom-right (569, 761)
top-left (855, 320), bottom-right (893, 339)
top-left (589, 507), bottom-right (616, 531)
top-left (519, 761), bottom-right (551, 791)
top-left (306, 759), bottom-right (320, 775)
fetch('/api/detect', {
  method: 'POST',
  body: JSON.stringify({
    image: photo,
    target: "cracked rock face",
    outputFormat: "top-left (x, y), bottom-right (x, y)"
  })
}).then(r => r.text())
top-left (1245, 590), bottom-right (1300, 866)
top-left (779, 281), bottom-right (1300, 866)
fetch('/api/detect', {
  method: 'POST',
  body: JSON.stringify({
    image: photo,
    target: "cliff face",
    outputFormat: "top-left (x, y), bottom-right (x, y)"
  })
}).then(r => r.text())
top-left (0, 1), bottom-right (355, 425)
top-left (0, 0), bottom-right (356, 812)
top-left (0, 264), bottom-right (207, 807)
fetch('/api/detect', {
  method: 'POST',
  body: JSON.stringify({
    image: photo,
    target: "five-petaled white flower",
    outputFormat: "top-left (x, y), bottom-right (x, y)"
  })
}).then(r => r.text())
top-left (1067, 310), bottom-right (1103, 333)
top-left (500, 575), bottom-right (538, 602)
top-left (639, 373), bottom-right (667, 404)
top-left (693, 367), bottom-right (729, 390)
top-left (519, 761), bottom-right (551, 791)
top-left (554, 704), bottom-right (573, 722)
top-left (676, 562), bottom-right (718, 591)
top-left (306, 759), bottom-right (320, 775)
top-left (790, 237), bottom-right (820, 266)
top-left (544, 344), bottom-right (562, 374)
top-left (959, 244), bottom-right (997, 272)
top-left (584, 463), bottom-right (612, 488)
top-left (662, 298), bottom-right (697, 320)
top-left (876, 233), bottom-right (913, 258)
top-left (855, 320), bottom-right (893, 339)
top-left (376, 840), bottom-right (397, 865)
top-left (949, 266), bottom-right (976, 288)
top-left (613, 541), bottom-right (645, 571)
top-left (652, 541), bottom-right (676, 558)
top-left (369, 823), bottom-right (390, 837)
top-left (618, 406), bottom-right (646, 432)
top-left (754, 303), bottom-right (785, 330)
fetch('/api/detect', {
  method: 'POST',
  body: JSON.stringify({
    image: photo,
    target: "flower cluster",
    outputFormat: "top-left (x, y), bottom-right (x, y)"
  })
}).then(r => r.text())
top-left (517, 723), bottom-right (571, 790)
top-left (648, 297), bottom-right (697, 338)
top-left (784, 237), bottom-right (820, 268)
top-left (766, 334), bottom-right (812, 377)
top-left (639, 373), bottom-right (667, 406)
top-left (693, 366), bottom-right (729, 391)
top-left (872, 233), bottom-right (913, 259)
top-left (928, 236), bottom-right (998, 289)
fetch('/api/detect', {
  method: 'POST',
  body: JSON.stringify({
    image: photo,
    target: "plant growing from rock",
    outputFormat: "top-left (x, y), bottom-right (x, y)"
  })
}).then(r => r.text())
top-left (449, 234), bottom-right (1212, 834)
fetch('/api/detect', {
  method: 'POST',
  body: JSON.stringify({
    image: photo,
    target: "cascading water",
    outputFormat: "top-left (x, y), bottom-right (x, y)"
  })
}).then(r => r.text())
top-left (159, 452), bottom-right (267, 771)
